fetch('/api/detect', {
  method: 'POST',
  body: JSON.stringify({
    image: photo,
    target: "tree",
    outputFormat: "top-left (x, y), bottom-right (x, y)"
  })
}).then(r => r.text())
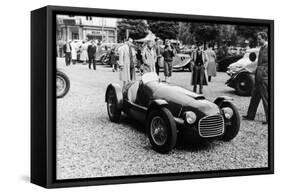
top-left (236, 25), bottom-right (268, 47)
top-left (178, 22), bottom-right (196, 45)
top-left (147, 20), bottom-right (179, 41)
top-left (117, 19), bottom-right (148, 42)
top-left (189, 23), bottom-right (220, 47)
top-left (217, 25), bottom-right (237, 46)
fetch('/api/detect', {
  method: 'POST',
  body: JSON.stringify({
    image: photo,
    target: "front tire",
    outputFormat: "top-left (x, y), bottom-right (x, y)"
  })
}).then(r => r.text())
top-left (146, 107), bottom-right (177, 154)
top-left (235, 73), bottom-right (254, 96)
top-left (220, 101), bottom-right (240, 141)
top-left (106, 88), bottom-right (122, 123)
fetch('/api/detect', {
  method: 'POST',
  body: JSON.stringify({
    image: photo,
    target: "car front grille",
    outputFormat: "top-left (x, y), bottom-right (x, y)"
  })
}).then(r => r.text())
top-left (198, 115), bottom-right (224, 138)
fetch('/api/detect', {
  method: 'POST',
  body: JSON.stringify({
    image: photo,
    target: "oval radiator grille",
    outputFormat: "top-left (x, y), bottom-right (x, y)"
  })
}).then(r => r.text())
top-left (199, 115), bottom-right (224, 138)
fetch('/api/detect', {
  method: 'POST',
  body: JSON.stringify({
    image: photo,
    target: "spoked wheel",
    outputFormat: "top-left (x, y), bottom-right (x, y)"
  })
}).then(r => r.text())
top-left (106, 89), bottom-right (121, 123)
top-left (146, 107), bottom-right (177, 154)
top-left (150, 116), bottom-right (168, 146)
top-left (56, 71), bottom-right (70, 98)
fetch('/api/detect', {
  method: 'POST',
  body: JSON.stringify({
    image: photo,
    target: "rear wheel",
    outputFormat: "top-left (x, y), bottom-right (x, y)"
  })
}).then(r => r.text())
top-left (106, 88), bottom-right (121, 123)
top-left (235, 73), bottom-right (254, 96)
top-left (56, 71), bottom-right (70, 98)
top-left (220, 101), bottom-right (240, 141)
top-left (146, 108), bottom-right (177, 154)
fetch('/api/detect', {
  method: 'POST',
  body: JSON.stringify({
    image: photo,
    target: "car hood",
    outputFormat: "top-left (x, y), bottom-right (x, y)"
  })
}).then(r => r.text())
top-left (228, 58), bottom-right (257, 74)
top-left (153, 84), bottom-right (220, 116)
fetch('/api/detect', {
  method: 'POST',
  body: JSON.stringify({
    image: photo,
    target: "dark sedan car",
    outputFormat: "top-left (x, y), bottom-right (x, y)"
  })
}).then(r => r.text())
top-left (105, 73), bottom-right (240, 153)
top-left (217, 55), bottom-right (243, 72)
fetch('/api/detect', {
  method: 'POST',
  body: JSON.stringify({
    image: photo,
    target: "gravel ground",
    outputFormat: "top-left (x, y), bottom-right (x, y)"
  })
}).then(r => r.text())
top-left (56, 58), bottom-right (268, 179)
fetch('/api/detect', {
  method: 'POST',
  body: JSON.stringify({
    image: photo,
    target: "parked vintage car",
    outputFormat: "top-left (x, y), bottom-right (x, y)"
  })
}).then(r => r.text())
top-left (226, 48), bottom-right (260, 96)
top-left (158, 53), bottom-right (192, 71)
top-left (97, 43), bottom-right (122, 62)
top-left (217, 55), bottom-right (243, 72)
top-left (105, 72), bottom-right (240, 154)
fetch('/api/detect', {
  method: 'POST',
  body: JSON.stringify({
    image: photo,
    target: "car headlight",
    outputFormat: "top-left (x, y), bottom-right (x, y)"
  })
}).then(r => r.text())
top-left (184, 111), bottom-right (197, 124)
top-left (222, 107), bottom-right (233, 119)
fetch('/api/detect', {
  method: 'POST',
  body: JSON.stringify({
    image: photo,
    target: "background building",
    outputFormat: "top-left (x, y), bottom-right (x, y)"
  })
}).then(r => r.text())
top-left (56, 15), bottom-right (118, 43)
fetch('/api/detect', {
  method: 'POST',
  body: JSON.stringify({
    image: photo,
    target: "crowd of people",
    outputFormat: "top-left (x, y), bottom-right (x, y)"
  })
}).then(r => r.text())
top-left (117, 32), bottom-right (268, 124)
top-left (60, 31), bottom-right (268, 124)
top-left (61, 39), bottom-right (99, 69)
top-left (117, 37), bottom-right (218, 94)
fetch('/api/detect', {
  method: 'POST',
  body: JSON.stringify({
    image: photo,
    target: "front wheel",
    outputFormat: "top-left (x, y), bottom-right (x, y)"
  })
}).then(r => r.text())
top-left (101, 55), bottom-right (109, 65)
top-left (56, 71), bottom-right (70, 98)
top-left (106, 88), bottom-right (121, 123)
top-left (235, 73), bottom-right (254, 96)
top-left (220, 101), bottom-right (240, 141)
top-left (146, 107), bottom-right (177, 154)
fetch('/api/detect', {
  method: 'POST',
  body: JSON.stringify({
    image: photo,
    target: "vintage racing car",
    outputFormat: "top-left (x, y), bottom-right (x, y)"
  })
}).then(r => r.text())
top-left (105, 73), bottom-right (240, 153)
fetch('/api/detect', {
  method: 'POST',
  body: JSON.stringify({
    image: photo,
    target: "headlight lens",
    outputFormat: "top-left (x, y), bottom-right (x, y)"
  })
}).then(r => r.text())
top-left (222, 107), bottom-right (233, 119)
top-left (184, 111), bottom-right (197, 124)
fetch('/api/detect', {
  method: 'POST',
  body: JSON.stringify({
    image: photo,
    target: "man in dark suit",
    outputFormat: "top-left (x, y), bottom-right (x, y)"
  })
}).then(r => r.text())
top-left (63, 40), bottom-right (72, 66)
top-left (243, 32), bottom-right (268, 124)
top-left (87, 41), bottom-right (97, 70)
top-left (190, 42), bottom-right (208, 94)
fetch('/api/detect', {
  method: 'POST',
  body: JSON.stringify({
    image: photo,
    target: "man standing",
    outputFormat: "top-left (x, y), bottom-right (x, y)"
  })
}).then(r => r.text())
top-left (162, 39), bottom-right (176, 83)
top-left (141, 40), bottom-right (157, 74)
top-left (118, 38), bottom-right (136, 86)
top-left (243, 32), bottom-right (269, 124)
top-left (155, 39), bottom-right (163, 75)
top-left (87, 41), bottom-right (97, 70)
top-left (70, 40), bottom-right (77, 64)
top-left (63, 40), bottom-right (72, 66)
top-left (190, 42), bottom-right (208, 94)
top-left (205, 44), bottom-right (217, 82)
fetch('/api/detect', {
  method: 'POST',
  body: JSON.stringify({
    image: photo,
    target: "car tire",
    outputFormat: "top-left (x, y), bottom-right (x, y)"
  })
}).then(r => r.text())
top-left (56, 71), bottom-right (70, 98)
top-left (235, 73), bottom-right (254, 96)
top-left (146, 107), bottom-right (177, 154)
top-left (220, 101), bottom-right (240, 141)
top-left (106, 88), bottom-right (122, 123)
top-left (101, 56), bottom-right (107, 65)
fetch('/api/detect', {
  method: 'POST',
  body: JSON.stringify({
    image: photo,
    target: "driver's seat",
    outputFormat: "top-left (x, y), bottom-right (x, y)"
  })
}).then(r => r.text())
top-left (127, 82), bottom-right (139, 103)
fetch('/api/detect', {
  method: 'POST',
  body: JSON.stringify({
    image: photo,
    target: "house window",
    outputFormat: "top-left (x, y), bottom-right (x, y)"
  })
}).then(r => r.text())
top-left (86, 16), bottom-right (92, 20)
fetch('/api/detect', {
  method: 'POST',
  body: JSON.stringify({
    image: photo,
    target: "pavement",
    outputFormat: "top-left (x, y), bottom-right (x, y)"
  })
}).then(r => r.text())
top-left (56, 57), bottom-right (268, 179)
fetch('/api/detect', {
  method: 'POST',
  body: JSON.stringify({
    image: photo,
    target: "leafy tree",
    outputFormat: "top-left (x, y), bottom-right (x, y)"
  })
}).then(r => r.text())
top-left (217, 24), bottom-right (237, 46)
top-left (178, 22), bottom-right (196, 45)
top-left (236, 25), bottom-right (268, 47)
top-left (147, 20), bottom-right (179, 41)
top-left (117, 19), bottom-right (148, 42)
top-left (189, 23), bottom-right (220, 47)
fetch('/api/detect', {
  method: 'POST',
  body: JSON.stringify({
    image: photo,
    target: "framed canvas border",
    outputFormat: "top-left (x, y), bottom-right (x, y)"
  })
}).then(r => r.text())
top-left (31, 5), bottom-right (274, 188)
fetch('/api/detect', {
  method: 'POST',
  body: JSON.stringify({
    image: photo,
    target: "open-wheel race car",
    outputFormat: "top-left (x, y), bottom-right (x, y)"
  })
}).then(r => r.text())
top-left (105, 73), bottom-right (240, 154)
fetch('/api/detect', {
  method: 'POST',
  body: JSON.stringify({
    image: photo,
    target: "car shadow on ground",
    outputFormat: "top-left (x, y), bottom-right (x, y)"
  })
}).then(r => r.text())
top-left (119, 116), bottom-right (212, 152)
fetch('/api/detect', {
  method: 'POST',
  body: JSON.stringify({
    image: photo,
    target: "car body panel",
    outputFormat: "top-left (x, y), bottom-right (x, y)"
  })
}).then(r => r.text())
top-left (118, 74), bottom-right (225, 138)
top-left (226, 48), bottom-right (259, 93)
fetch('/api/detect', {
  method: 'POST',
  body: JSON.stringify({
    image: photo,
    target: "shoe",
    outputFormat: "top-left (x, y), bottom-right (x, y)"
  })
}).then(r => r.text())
top-left (242, 115), bottom-right (254, 121)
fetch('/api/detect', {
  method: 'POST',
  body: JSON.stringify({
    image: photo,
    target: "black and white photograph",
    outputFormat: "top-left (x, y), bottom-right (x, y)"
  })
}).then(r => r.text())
top-left (55, 13), bottom-right (270, 180)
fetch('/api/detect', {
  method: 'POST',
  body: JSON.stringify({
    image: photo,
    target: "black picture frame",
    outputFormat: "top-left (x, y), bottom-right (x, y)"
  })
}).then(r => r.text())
top-left (31, 5), bottom-right (274, 188)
